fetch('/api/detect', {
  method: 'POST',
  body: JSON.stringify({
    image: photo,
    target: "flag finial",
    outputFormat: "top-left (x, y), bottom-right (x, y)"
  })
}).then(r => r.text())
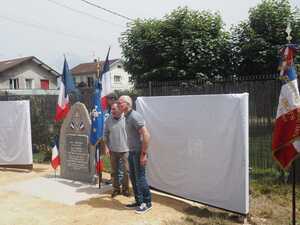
top-left (286, 22), bottom-right (292, 43)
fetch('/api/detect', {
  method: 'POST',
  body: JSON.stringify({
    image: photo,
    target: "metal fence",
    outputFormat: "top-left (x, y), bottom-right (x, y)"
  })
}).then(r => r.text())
top-left (135, 74), bottom-right (284, 181)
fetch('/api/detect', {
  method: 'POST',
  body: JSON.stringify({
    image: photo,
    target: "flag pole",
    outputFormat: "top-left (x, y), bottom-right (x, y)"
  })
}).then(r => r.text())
top-left (96, 59), bottom-right (102, 189)
top-left (99, 144), bottom-right (102, 189)
top-left (99, 152), bottom-right (102, 189)
top-left (292, 161), bottom-right (296, 225)
top-left (285, 23), bottom-right (296, 225)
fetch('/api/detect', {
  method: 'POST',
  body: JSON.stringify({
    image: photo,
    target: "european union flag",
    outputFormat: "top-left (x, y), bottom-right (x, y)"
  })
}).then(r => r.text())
top-left (90, 85), bottom-right (104, 145)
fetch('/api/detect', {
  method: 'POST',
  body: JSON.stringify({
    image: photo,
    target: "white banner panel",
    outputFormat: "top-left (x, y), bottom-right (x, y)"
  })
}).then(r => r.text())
top-left (136, 94), bottom-right (249, 214)
top-left (0, 100), bottom-right (32, 165)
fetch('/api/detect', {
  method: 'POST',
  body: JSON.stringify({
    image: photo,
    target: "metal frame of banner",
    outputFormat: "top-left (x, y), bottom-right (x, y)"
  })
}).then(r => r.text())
top-left (150, 186), bottom-right (248, 219)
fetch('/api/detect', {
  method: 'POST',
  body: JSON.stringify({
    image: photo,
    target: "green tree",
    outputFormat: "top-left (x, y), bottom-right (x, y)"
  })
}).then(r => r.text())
top-left (120, 7), bottom-right (232, 85)
top-left (232, 0), bottom-right (300, 76)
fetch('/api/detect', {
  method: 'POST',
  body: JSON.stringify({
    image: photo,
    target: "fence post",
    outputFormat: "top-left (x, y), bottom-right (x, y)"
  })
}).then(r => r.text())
top-left (149, 81), bottom-right (152, 96)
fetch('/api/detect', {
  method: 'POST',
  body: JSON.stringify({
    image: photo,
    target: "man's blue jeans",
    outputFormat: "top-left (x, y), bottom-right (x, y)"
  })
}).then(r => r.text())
top-left (128, 151), bottom-right (151, 205)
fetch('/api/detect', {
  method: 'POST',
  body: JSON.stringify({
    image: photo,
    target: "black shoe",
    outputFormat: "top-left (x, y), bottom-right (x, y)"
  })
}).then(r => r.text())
top-left (125, 202), bottom-right (139, 209)
top-left (122, 190), bottom-right (131, 197)
top-left (111, 190), bottom-right (120, 198)
top-left (105, 180), bottom-right (112, 185)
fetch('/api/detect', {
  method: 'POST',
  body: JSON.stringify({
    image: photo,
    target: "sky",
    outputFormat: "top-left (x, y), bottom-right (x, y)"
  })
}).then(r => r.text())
top-left (0, 0), bottom-right (299, 72)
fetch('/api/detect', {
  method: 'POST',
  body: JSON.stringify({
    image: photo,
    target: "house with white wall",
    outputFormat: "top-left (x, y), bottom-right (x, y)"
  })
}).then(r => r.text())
top-left (71, 59), bottom-right (133, 90)
top-left (0, 56), bottom-right (59, 95)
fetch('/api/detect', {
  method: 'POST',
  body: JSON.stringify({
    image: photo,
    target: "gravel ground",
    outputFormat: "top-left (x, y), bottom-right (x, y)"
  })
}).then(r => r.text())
top-left (0, 164), bottom-right (195, 225)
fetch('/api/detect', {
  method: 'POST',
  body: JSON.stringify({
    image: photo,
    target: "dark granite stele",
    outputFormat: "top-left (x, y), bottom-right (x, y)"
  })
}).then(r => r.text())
top-left (59, 102), bottom-right (97, 183)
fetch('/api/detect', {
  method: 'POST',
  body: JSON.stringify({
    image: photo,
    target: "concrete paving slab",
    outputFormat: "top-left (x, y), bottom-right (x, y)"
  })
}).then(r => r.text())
top-left (0, 175), bottom-right (112, 205)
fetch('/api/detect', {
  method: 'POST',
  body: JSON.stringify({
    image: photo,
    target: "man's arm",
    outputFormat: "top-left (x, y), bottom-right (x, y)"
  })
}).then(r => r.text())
top-left (139, 126), bottom-right (150, 166)
top-left (139, 127), bottom-right (150, 153)
top-left (103, 121), bottom-right (110, 155)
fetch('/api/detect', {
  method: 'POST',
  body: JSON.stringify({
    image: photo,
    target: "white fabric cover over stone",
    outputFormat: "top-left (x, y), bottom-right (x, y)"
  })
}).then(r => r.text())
top-left (0, 100), bottom-right (32, 165)
top-left (136, 94), bottom-right (249, 214)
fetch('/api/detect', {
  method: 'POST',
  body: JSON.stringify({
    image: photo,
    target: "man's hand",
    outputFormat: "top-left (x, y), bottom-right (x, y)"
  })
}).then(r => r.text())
top-left (140, 152), bottom-right (148, 166)
top-left (91, 109), bottom-right (99, 118)
top-left (104, 146), bottom-right (110, 156)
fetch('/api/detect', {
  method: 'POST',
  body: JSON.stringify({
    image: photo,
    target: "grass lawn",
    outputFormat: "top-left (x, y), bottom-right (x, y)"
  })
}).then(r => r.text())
top-left (163, 179), bottom-right (300, 225)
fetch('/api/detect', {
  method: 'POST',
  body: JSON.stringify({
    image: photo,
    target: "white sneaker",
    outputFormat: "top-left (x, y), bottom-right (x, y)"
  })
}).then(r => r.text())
top-left (135, 203), bottom-right (152, 214)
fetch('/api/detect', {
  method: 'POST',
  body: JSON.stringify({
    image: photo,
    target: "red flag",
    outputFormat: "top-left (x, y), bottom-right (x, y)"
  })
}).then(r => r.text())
top-left (96, 159), bottom-right (104, 173)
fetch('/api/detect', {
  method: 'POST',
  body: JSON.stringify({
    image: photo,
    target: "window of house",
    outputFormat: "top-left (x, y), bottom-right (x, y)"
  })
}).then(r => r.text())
top-left (80, 76), bottom-right (85, 82)
top-left (87, 77), bottom-right (94, 87)
top-left (117, 64), bottom-right (122, 69)
top-left (9, 78), bottom-right (19, 89)
top-left (114, 75), bottom-right (121, 83)
top-left (40, 79), bottom-right (49, 90)
top-left (25, 79), bottom-right (33, 89)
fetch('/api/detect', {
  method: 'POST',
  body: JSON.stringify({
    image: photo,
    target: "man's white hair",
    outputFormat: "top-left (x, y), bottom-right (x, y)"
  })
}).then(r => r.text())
top-left (120, 95), bottom-right (132, 107)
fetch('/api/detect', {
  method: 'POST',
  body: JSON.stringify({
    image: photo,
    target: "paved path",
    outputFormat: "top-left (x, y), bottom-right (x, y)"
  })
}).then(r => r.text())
top-left (1, 175), bottom-right (112, 205)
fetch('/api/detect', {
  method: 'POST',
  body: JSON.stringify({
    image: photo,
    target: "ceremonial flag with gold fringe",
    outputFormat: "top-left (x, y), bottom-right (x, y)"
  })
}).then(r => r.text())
top-left (272, 44), bottom-right (300, 169)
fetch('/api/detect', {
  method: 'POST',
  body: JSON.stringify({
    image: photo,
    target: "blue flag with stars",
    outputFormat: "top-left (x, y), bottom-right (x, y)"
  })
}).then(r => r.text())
top-left (90, 84), bottom-right (104, 145)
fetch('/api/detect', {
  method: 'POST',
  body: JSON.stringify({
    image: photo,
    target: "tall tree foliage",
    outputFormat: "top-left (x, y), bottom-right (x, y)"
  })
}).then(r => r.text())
top-left (120, 7), bottom-right (231, 85)
top-left (232, 0), bottom-right (300, 76)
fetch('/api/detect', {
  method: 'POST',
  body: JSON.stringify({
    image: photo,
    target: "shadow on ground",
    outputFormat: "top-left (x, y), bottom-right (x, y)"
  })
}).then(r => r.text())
top-left (152, 193), bottom-right (190, 212)
top-left (76, 195), bottom-right (128, 211)
top-left (184, 206), bottom-right (244, 224)
top-left (42, 175), bottom-right (113, 195)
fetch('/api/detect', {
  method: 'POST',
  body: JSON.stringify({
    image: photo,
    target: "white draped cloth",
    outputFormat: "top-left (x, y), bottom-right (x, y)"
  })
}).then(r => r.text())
top-left (136, 94), bottom-right (249, 214)
top-left (0, 100), bottom-right (32, 165)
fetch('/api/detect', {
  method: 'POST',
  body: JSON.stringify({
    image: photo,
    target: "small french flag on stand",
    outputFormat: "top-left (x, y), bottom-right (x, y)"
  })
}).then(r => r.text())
top-left (51, 137), bottom-right (60, 170)
top-left (95, 145), bottom-right (104, 173)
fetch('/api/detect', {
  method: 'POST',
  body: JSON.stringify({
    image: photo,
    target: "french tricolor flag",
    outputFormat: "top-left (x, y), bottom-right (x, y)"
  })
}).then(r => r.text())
top-left (272, 45), bottom-right (300, 170)
top-left (99, 48), bottom-right (112, 111)
top-left (55, 58), bottom-right (76, 122)
top-left (51, 137), bottom-right (60, 170)
top-left (95, 146), bottom-right (104, 173)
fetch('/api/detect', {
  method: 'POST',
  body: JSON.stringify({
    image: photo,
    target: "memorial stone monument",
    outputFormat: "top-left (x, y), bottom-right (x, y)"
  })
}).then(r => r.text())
top-left (59, 102), bottom-right (96, 183)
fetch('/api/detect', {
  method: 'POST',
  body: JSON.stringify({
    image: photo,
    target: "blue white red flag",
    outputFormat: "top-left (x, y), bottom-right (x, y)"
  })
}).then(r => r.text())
top-left (99, 48), bottom-right (112, 111)
top-left (51, 137), bottom-right (60, 170)
top-left (95, 145), bottom-right (104, 173)
top-left (272, 44), bottom-right (300, 169)
top-left (55, 58), bottom-right (76, 122)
